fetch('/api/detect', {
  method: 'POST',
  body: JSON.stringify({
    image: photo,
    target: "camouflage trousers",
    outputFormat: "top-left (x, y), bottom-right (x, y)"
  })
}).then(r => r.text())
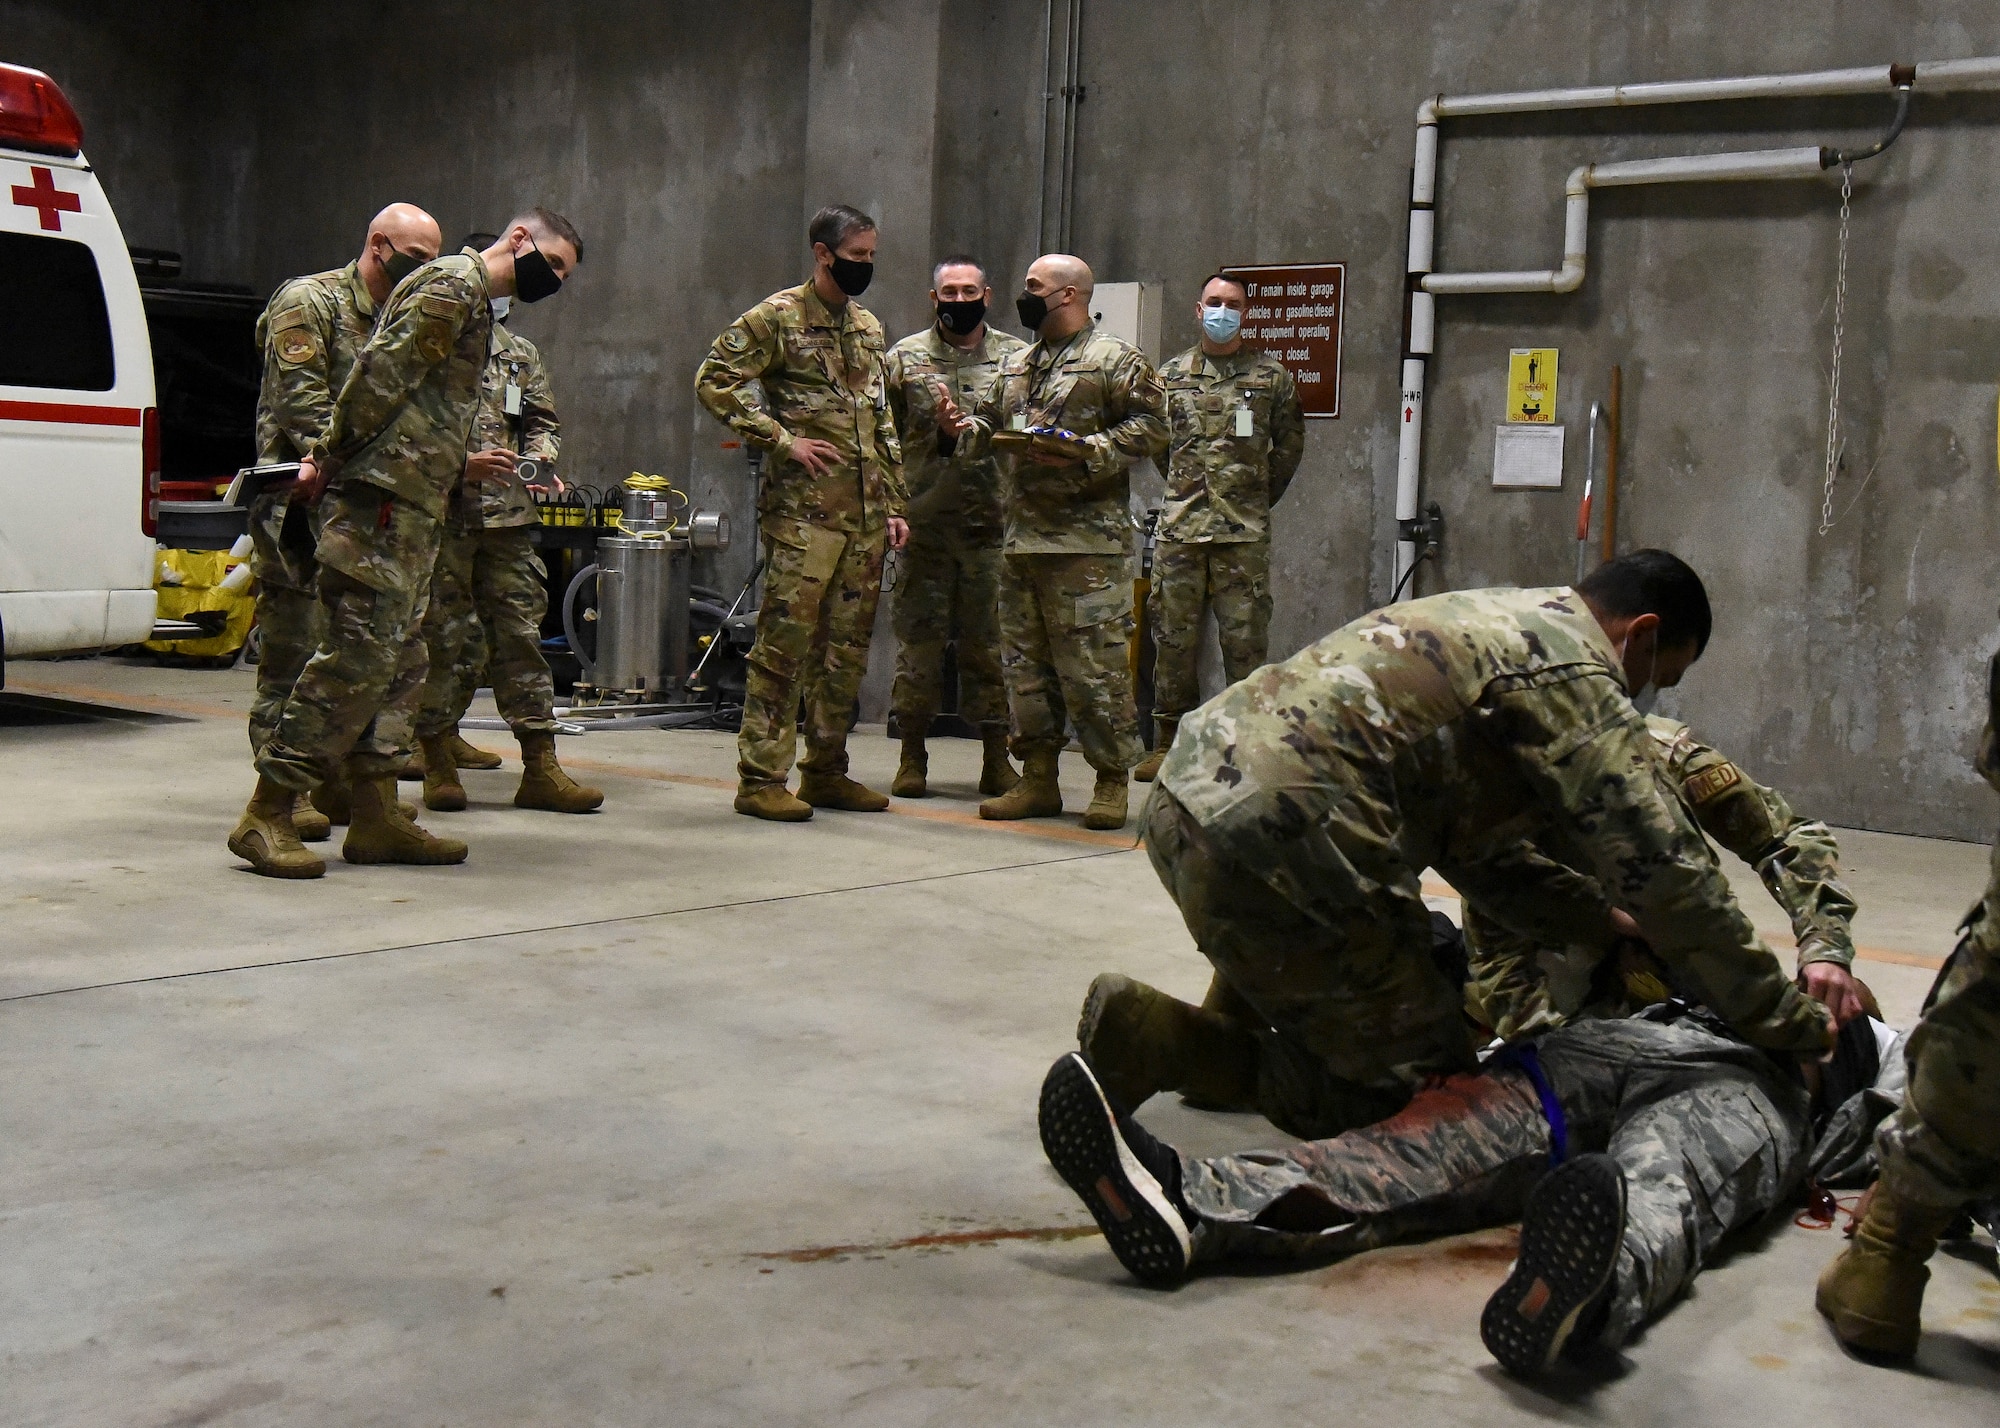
top-left (1148, 539), bottom-right (1272, 717)
top-left (1000, 552), bottom-right (1141, 772)
top-left (246, 489), bottom-right (321, 759)
top-left (1144, 786), bottom-right (1477, 1139)
top-left (738, 516), bottom-right (887, 789)
top-left (256, 484), bottom-right (441, 790)
top-left (416, 522), bottom-right (556, 738)
top-left (1876, 838), bottom-right (2000, 1210)
top-left (890, 519), bottom-right (1007, 729)
top-left (1180, 1014), bottom-right (1811, 1349)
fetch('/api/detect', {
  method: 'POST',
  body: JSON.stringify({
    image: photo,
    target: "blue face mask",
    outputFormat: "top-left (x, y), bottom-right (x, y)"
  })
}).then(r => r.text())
top-left (1201, 303), bottom-right (1242, 343)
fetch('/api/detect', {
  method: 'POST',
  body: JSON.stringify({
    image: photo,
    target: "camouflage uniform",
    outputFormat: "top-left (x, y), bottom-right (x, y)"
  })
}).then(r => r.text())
top-left (416, 324), bottom-right (561, 739)
top-left (1149, 585), bottom-right (1832, 1140)
top-left (257, 250), bottom-right (494, 790)
top-left (1150, 347), bottom-right (1304, 717)
top-left (246, 261), bottom-right (377, 757)
top-left (884, 323), bottom-right (1025, 730)
top-left (957, 320), bottom-right (1169, 771)
top-left (1873, 652), bottom-right (2000, 1211)
top-left (694, 282), bottom-right (905, 790)
top-left (1177, 1012), bottom-right (1812, 1350)
top-left (1466, 713), bottom-right (1860, 1039)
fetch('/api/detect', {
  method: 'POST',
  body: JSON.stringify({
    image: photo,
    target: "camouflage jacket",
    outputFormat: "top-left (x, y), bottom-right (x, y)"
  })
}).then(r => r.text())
top-left (1158, 585), bottom-right (1833, 1056)
top-left (454, 324), bottom-right (559, 530)
top-left (312, 249), bottom-right (495, 521)
top-left (884, 323), bottom-right (1025, 540)
top-left (958, 319), bottom-right (1169, 556)
top-left (1157, 345), bottom-right (1305, 543)
top-left (253, 260), bottom-right (377, 464)
top-left (693, 281), bottom-right (905, 534)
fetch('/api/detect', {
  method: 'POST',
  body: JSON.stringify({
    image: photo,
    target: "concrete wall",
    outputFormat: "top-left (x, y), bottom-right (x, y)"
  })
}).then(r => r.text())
top-left (12, 0), bottom-right (2000, 836)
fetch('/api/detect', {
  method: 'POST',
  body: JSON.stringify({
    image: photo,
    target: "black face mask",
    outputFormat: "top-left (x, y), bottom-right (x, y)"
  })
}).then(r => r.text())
top-left (936, 298), bottom-right (986, 335)
top-left (514, 236), bottom-right (563, 304)
top-left (829, 255), bottom-right (874, 297)
top-left (381, 243), bottom-right (424, 288)
top-left (1015, 290), bottom-right (1049, 332)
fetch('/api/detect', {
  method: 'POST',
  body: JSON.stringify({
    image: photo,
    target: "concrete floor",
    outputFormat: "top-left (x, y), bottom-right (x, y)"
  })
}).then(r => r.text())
top-left (2, 656), bottom-right (1996, 1427)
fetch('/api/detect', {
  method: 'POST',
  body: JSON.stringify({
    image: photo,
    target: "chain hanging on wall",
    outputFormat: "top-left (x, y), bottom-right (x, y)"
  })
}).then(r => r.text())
top-left (1818, 162), bottom-right (1853, 537)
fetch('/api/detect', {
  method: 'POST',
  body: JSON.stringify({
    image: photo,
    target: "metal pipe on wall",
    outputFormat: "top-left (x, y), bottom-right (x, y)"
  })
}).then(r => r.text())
top-left (1393, 54), bottom-right (2000, 597)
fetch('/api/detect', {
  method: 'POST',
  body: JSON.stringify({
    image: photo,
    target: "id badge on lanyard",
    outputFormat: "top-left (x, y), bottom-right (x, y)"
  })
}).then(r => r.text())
top-left (503, 363), bottom-right (523, 417)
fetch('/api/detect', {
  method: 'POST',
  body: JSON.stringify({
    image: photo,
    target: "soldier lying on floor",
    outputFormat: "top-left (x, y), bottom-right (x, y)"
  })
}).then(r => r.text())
top-left (1037, 991), bottom-right (1900, 1377)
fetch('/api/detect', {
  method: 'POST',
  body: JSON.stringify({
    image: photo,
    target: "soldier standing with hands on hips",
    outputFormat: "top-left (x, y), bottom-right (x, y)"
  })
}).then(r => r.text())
top-left (1135, 273), bottom-right (1303, 783)
top-left (227, 210), bottom-right (584, 878)
top-left (695, 204), bottom-right (910, 822)
top-left (882, 255), bottom-right (1026, 799)
top-left (933, 254), bottom-right (1169, 831)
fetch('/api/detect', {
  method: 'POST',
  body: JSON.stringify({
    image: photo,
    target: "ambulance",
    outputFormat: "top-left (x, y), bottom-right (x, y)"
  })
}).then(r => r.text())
top-left (0, 61), bottom-right (159, 672)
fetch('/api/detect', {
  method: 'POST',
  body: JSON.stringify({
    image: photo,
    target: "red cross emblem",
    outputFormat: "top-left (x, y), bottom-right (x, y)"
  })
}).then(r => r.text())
top-left (12, 166), bottom-right (82, 232)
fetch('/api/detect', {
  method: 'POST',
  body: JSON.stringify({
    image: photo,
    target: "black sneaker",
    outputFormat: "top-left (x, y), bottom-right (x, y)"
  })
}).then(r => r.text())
top-left (1481, 1152), bottom-right (1627, 1374)
top-left (1038, 1052), bottom-right (1194, 1286)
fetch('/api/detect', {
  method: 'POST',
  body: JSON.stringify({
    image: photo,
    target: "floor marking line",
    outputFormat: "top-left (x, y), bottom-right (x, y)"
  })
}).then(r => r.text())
top-left (0, 846), bottom-right (1136, 1005)
top-left (748, 1224), bottom-right (1102, 1263)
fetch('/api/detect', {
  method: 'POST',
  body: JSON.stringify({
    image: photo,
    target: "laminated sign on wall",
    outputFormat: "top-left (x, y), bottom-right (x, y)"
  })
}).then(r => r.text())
top-left (1506, 348), bottom-right (1558, 424)
top-left (1222, 263), bottom-right (1344, 417)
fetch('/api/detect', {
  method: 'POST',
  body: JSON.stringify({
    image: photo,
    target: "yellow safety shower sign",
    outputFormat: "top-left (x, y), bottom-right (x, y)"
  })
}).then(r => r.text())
top-left (1506, 348), bottom-right (1559, 424)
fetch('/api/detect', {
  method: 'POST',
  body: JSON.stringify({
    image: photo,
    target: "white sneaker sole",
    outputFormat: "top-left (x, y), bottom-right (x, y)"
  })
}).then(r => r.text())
top-left (1038, 1052), bottom-right (1191, 1285)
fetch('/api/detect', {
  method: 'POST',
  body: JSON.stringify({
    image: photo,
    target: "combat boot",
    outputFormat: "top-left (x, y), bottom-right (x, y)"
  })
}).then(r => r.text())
top-left (891, 732), bottom-right (929, 798)
top-left (514, 731), bottom-right (603, 813)
top-left (1132, 715), bottom-right (1178, 783)
top-left (1083, 770), bottom-right (1130, 830)
top-left (419, 734), bottom-right (466, 812)
top-left (228, 775), bottom-right (327, 879)
top-left (396, 750), bottom-right (424, 782)
top-left (978, 724), bottom-right (1020, 796)
top-left (799, 768), bottom-right (891, 812)
top-left (1076, 972), bottom-right (1258, 1112)
top-left (314, 773), bottom-right (420, 824)
top-left (1817, 1183), bottom-right (1956, 1358)
top-left (734, 782), bottom-right (814, 821)
top-left (979, 750), bottom-right (1062, 820)
top-left (450, 728), bottom-right (503, 769)
top-left (342, 773), bottom-right (468, 866)
top-left (292, 792), bottom-right (331, 843)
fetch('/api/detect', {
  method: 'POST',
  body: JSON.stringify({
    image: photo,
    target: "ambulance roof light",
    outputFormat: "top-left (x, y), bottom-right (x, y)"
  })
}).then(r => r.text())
top-left (0, 63), bottom-right (84, 159)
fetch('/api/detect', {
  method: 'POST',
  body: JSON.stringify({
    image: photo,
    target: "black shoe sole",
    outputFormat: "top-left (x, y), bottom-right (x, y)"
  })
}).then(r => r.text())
top-left (1481, 1152), bottom-right (1627, 1374)
top-left (1038, 1052), bottom-right (1191, 1286)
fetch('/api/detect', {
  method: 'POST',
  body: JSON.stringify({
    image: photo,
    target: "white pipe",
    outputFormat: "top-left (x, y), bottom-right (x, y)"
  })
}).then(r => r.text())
top-left (1390, 54), bottom-right (2000, 597)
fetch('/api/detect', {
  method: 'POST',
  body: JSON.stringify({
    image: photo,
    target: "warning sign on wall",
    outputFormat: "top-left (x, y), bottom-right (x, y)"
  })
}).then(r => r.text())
top-left (1222, 263), bottom-right (1345, 418)
top-left (1506, 348), bottom-right (1558, 424)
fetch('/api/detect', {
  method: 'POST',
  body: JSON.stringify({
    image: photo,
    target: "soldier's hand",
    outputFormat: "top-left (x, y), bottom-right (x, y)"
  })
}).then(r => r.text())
top-left (463, 448), bottom-right (518, 485)
top-left (790, 437), bottom-right (841, 478)
top-left (1799, 961), bottom-right (1869, 1028)
top-left (931, 381), bottom-right (971, 437)
top-left (886, 516), bottom-right (909, 551)
top-left (294, 456), bottom-right (328, 503)
top-left (1606, 907), bottom-right (1644, 942)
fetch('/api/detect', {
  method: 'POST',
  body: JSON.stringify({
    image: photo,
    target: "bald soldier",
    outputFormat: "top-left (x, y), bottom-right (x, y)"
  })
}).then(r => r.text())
top-left (228, 210), bottom-right (584, 878)
top-left (247, 202), bottom-right (441, 839)
top-left (1079, 551), bottom-right (1834, 1140)
top-left (934, 254), bottom-right (1169, 830)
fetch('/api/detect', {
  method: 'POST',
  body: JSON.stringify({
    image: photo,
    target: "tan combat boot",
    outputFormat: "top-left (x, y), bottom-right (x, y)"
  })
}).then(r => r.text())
top-left (419, 733), bottom-right (466, 812)
top-left (978, 724), bottom-right (1020, 796)
top-left (1076, 972), bottom-right (1258, 1112)
top-left (228, 775), bottom-right (327, 879)
top-left (343, 773), bottom-right (468, 865)
top-left (799, 768), bottom-right (891, 812)
top-left (891, 728), bottom-right (929, 798)
top-left (1816, 1183), bottom-right (1957, 1358)
top-left (292, 792), bottom-right (332, 843)
top-left (1083, 770), bottom-right (1130, 830)
top-left (450, 728), bottom-right (503, 769)
top-left (979, 750), bottom-right (1062, 820)
top-left (734, 782), bottom-right (814, 821)
top-left (514, 731), bottom-right (603, 813)
top-left (314, 772), bottom-right (421, 823)
top-left (396, 750), bottom-right (424, 781)
top-left (1133, 714), bottom-right (1178, 783)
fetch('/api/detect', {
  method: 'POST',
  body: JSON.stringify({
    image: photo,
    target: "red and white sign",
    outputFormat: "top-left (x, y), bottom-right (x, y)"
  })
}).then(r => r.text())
top-left (11, 164), bottom-right (81, 231)
top-left (1223, 263), bottom-right (1345, 418)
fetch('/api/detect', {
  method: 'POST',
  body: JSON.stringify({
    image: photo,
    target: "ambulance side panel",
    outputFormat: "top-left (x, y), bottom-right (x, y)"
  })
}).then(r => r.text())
top-left (0, 147), bottom-right (157, 659)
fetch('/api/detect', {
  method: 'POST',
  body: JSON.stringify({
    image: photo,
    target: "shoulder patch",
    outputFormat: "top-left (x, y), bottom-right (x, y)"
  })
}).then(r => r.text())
top-left (415, 293), bottom-right (461, 320)
top-left (275, 326), bottom-right (322, 367)
top-left (1683, 761), bottom-right (1743, 805)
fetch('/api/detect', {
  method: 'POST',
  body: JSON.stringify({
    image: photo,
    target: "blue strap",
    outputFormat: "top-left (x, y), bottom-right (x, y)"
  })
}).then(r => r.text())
top-left (1489, 1042), bottom-right (1569, 1169)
